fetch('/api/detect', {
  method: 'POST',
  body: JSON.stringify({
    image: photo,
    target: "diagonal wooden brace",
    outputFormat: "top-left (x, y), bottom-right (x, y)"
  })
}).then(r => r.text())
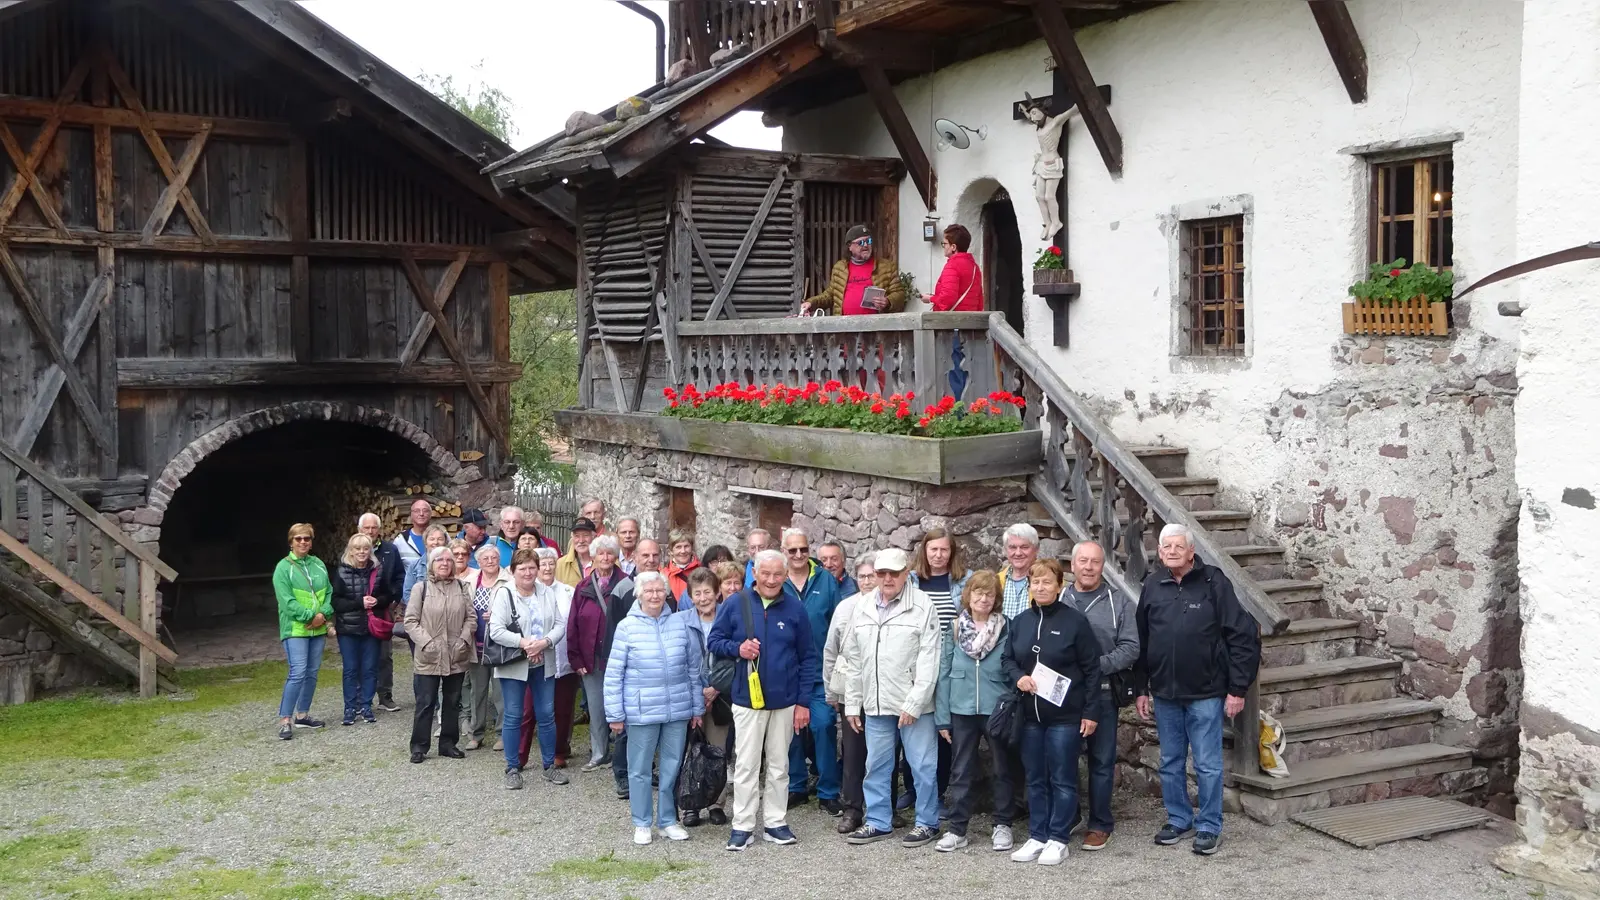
top-left (103, 52), bottom-right (217, 245)
top-left (397, 252), bottom-right (469, 366)
top-left (141, 123), bottom-right (213, 243)
top-left (400, 253), bottom-right (509, 454)
top-left (0, 57), bottom-right (89, 236)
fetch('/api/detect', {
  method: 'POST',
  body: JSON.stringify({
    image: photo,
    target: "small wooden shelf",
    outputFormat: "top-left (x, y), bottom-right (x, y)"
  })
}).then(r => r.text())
top-left (1031, 281), bottom-right (1081, 297)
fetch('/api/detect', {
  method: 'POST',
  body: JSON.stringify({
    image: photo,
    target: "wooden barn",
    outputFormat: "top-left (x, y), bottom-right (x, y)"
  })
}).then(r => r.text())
top-left (0, 0), bottom-right (576, 699)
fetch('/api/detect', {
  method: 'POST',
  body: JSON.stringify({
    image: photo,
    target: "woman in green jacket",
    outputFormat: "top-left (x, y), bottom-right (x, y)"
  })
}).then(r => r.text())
top-left (273, 522), bottom-right (334, 741)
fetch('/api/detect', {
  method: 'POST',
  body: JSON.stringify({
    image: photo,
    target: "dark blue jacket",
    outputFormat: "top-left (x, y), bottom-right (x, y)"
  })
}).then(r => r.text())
top-left (835, 572), bottom-right (859, 598)
top-left (789, 560), bottom-right (839, 663)
top-left (708, 584), bottom-right (818, 711)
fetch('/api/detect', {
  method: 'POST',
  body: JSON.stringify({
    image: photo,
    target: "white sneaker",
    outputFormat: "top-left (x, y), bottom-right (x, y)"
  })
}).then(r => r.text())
top-left (663, 824), bottom-right (690, 842)
top-left (1010, 838), bottom-right (1046, 862)
top-left (633, 827), bottom-right (652, 845)
top-left (1037, 840), bottom-right (1068, 866)
top-left (992, 824), bottom-right (1014, 852)
top-left (935, 832), bottom-right (969, 852)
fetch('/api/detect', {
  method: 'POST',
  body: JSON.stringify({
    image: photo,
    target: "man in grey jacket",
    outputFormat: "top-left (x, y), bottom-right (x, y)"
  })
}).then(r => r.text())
top-left (1064, 540), bottom-right (1139, 851)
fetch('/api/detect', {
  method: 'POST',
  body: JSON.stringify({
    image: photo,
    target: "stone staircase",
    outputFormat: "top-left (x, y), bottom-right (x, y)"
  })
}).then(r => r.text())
top-left (1037, 443), bottom-right (1478, 825)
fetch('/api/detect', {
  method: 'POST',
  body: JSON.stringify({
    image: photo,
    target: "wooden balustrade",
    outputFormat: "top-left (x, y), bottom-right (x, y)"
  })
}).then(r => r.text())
top-left (674, 311), bottom-right (996, 403)
top-left (672, 0), bottom-right (816, 62)
top-left (0, 437), bottom-right (178, 698)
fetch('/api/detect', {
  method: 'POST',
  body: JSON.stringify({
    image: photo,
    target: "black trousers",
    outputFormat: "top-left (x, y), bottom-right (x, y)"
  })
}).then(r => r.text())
top-left (945, 713), bottom-right (1018, 835)
top-left (410, 672), bottom-right (464, 754)
top-left (376, 641), bottom-right (394, 701)
top-left (841, 712), bottom-right (867, 813)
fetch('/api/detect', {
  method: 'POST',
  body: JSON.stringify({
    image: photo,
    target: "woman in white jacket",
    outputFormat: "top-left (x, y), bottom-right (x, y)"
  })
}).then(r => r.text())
top-left (488, 549), bottom-right (568, 790)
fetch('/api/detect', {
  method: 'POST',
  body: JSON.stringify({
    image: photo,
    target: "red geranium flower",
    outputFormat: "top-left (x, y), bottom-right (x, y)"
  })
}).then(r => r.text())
top-left (896, 404), bottom-right (911, 419)
top-left (668, 400), bottom-right (679, 408)
top-left (870, 401), bottom-right (885, 414)
top-left (1389, 268), bottom-right (1403, 276)
top-left (917, 416), bottom-right (931, 427)
top-left (823, 380), bottom-right (842, 392)
top-left (818, 395), bottom-right (830, 405)
top-left (905, 392), bottom-right (915, 401)
top-left (1049, 246), bottom-right (1062, 256)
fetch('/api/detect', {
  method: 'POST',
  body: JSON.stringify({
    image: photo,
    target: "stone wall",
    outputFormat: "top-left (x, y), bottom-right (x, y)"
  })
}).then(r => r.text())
top-left (0, 609), bottom-right (110, 703)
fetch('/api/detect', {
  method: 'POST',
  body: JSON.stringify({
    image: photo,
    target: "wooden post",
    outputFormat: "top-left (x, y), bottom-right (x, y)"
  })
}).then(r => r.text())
top-left (857, 65), bottom-right (936, 210)
top-left (912, 322), bottom-right (938, 405)
top-left (1307, 0), bottom-right (1367, 104)
top-left (289, 136), bottom-right (311, 362)
top-left (1030, 0), bottom-right (1123, 175)
top-left (1232, 679), bottom-right (1262, 775)
top-left (138, 561), bottom-right (157, 698)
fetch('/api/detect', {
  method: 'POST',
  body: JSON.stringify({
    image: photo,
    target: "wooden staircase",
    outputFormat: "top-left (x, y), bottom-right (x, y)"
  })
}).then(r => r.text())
top-left (989, 317), bottom-right (1476, 826)
top-left (0, 438), bottom-right (179, 698)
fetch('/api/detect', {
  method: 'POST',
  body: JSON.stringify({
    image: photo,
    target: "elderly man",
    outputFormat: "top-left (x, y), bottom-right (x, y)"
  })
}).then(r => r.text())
top-left (800, 224), bottom-right (906, 316)
top-left (826, 556), bottom-right (877, 833)
top-left (556, 518), bottom-right (597, 586)
top-left (999, 523), bottom-right (1040, 619)
top-left (741, 528), bottom-right (772, 587)
top-left (840, 548), bottom-right (942, 847)
top-left (1135, 524), bottom-right (1261, 857)
top-left (493, 506), bottom-right (525, 568)
top-left (818, 541), bottom-right (856, 597)
top-left (779, 529), bottom-right (841, 815)
top-left (634, 539), bottom-right (663, 577)
top-left (708, 549), bottom-right (818, 851)
top-left (458, 509), bottom-right (490, 569)
top-left (358, 513), bottom-right (406, 712)
top-left (581, 498), bottom-right (607, 535)
top-left (1065, 541), bottom-right (1140, 850)
top-left (395, 499), bottom-right (432, 567)
top-left (616, 518), bottom-right (642, 575)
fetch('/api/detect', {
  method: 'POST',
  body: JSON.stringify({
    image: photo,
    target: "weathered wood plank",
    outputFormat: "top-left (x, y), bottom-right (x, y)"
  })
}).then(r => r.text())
top-left (397, 253), bottom-right (468, 366)
top-left (138, 562), bottom-right (159, 697)
top-left (140, 123), bottom-right (212, 244)
top-left (96, 247), bottom-right (117, 479)
top-left (116, 358), bottom-right (523, 388)
top-left (399, 254), bottom-right (508, 452)
top-left (1030, 0), bottom-right (1123, 175)
top-left (103, 55), bottom-right (218, 245)
top-left (0, 562), bottom-right (178, 692)
top-left (704, 167), bottom-right (787, 320)
top-left (9, 261), bottom-right (114, 456)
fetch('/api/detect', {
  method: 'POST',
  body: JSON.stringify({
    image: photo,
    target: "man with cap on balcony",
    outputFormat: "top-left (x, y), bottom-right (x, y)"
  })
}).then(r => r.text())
top-left (800, 224), bottom-right (906, 317)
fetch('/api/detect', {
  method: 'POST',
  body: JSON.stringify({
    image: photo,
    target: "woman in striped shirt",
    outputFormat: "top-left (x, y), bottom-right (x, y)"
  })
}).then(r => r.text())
top-left (908, 526), bottom-right (971, 816)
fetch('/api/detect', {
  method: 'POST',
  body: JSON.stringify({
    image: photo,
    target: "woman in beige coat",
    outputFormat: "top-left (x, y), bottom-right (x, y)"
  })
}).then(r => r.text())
top-left (405, 546), bottom-right (477, 763)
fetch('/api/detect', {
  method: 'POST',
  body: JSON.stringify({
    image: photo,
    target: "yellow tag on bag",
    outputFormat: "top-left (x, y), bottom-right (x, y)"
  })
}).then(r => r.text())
top-left (747, 666), bottom-right (765, 710)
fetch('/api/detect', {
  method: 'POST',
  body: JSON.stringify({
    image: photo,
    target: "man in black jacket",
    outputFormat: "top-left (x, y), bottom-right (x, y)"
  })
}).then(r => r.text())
top-left (1134, 524), bottom-right (1260, 857)
top-left (359, 513), bottom-right (406, 712)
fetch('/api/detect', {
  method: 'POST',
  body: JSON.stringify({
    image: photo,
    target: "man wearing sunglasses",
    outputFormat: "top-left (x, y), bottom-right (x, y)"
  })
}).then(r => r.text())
top-left (779, 529), bottom-right (842, 816)
top-left (801, 224), bottom-right (906, 316)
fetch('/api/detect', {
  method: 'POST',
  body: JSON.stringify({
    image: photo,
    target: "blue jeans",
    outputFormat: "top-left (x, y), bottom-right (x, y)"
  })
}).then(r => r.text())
top-left (500, 671), bottom-right (556, 771)
top-left (1021, 721), bottom-right (1083, 844)
top-left (1153, 696), bottom-right (1225, 835)
top-left (626, 720), bottom-right (688, 828)
top-left (787, 689), bottom-right (840, 800)
top-left (278, 635), bottom-right (325, 719)
top-left (864, 714), bottom-right (938, 831)
top-left (336, 634), bottom-right (380, 716)
top-left (1068, 692), bottom-right (1119, 834)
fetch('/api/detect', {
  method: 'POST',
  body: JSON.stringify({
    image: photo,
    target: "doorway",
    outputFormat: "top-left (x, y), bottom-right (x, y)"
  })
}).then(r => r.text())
top-left (982, 189), bottom-right (1025, 335)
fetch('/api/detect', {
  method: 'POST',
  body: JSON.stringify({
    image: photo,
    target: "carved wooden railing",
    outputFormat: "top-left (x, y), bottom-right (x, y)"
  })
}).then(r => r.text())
top-left (674, 311), bottom-right (995, 403)
top-left (0, 437), bottom-right (178, 698)
top-left (987, 313), bottom-right (1288, 772)
top-left (670, 1), bottom-right (882, 61)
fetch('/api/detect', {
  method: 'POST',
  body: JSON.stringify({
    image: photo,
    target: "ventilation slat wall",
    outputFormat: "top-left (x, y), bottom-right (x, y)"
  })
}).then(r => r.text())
top-left (685, 172), bottom-right (798, 319)
top-left (802, 182), bottom-right (880, 302)
top-left (582, 175), bottom-right (670, 342)
top-left (309, 139), bottom-right (489, 246)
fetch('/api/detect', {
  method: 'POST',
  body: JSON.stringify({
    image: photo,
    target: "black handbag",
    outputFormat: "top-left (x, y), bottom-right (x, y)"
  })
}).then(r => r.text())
top-left (986, 692), bottom-right (1024, 747)
top-left (480, 586), bottom-right (527, 668)
top-left (707, 591), bottom-right (756, 696)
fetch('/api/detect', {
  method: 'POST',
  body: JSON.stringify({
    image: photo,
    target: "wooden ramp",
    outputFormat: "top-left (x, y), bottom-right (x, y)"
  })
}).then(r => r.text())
top-left (1292, 796), bottom-right (1490, 848)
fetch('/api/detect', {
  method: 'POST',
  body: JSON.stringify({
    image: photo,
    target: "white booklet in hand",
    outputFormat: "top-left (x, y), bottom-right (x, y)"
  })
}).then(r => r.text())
top-left (1032, 662), bottom-right (1072, 707)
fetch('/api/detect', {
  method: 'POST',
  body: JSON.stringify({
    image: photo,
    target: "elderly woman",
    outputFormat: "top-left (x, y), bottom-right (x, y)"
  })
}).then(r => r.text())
top-left (462, 544), bottom-right (512, 751)
top-left (489, 549), bottom-right (569, 789)
top-left (331, 533), bottom-right (390, 727)
top-left (934, 570), bottom-right (1018, 852)
top-left (710, 561), bottom-right (743, 603)
top-left (402, 525), bottom-right (450, 611)
top-left (929, 224), bottom-right (985, 311)
top-left (529, 546), bottom-right (580, 768)
top-left (1000, 559), bottom-right (1102, 866)
top-left (675, 567), bottom-right (731, 827)
top-left (606, 571), bottom-right (706, 844)
top-left (568, 534), bottom-right (632, 774)
top-left (404, 546), bottom-right (477, 764)
top-left (272, 523), bottom-right (333, 741)
top-left (663, 528), bottom-right (701, 604)
top-left (449, 539), bottom-right (473, 583)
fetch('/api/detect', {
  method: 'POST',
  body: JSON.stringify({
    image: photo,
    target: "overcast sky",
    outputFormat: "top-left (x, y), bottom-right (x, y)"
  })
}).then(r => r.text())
top-left (296, 0), bottom-right (781, 150)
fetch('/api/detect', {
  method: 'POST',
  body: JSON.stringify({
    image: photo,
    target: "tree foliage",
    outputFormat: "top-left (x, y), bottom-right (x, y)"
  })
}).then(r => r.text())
top-left (417, 66), bottom-right (515, 143)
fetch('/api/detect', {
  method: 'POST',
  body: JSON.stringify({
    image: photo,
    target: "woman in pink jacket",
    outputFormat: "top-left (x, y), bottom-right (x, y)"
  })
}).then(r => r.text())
top-left (929, 224), bottom-right (985, 312)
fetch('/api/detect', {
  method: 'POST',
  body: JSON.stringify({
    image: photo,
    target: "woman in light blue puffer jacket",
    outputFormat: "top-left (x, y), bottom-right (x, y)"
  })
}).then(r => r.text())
top-left (604, 571), bottom-right (706, 845)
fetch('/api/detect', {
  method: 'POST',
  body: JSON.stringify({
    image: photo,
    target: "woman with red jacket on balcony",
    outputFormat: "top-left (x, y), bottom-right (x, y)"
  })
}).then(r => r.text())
top-left (929, 224), bottom-right (985, 312)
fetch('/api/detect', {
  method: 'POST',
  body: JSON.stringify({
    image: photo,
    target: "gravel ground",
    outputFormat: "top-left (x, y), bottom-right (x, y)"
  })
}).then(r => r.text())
top-left (0, 652), bottom-right (1572, 900)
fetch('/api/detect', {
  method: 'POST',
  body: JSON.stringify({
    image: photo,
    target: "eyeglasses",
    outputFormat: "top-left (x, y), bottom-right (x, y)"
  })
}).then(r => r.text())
top-left (292, 536), bottom-right (312, 543)
top-left (851, 238), bottom-right (872, 247)
top-left (786, 547), bottom-right (810, 555)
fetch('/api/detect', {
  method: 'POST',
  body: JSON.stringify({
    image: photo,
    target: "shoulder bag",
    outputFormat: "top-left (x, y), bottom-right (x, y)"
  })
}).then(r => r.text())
top-left (365, 568), bottom-right (395, 641)
top-left (481, 585), bottom-right (528, 668)
top-left (707, 590), bottom-right (754, 696)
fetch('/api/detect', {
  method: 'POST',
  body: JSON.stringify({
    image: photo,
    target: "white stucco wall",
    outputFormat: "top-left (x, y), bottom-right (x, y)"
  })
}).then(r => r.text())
top-left (786, 0), bottom-right (1526, 775)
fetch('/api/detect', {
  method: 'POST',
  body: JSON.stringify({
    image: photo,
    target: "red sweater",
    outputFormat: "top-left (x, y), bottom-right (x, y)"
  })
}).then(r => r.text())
top-left (930, 252), bottom-right (985, 311)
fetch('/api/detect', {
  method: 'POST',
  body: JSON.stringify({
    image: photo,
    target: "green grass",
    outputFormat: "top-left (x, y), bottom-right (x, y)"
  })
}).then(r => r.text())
top-left (130, 846), bottom-right (183, 867)
top-left (542, 851), bottom-right (700, 884)
top-left (0, 660), bottom-right (288, 768)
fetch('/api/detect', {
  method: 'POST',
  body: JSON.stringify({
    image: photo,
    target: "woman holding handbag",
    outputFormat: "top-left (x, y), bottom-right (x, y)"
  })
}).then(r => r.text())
top-left (404, 547), bottom-right (477, 764)
top-left (488, 549), bottom-right (568, 789)
top-left (675, 567), bottom-right (732, 827)
top-left (330, 533), bottom-right (390, 727)
top-left (929, 224), bottom-right (985, 311)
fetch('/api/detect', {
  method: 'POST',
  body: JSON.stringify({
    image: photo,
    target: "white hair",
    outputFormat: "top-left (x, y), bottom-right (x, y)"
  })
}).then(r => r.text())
top-left (1071, 540), bottom-right (1104, 557)
top-left (499, 505), bottom-right (524, 521)
top-left (534, 547), bottom-right (558, 561)
top-left (781, 527), bottom-right (808, 544)
top-left (1159, 523), bottom-right (1193, 546)
top-left (855, 552), bottom-right (875, 571)
top-left (357, 512), bottom-right (382, 527)
top-left (426, 546), bottom-right (453, 571)
top-left (748, 528), bottom-right (771, 541)
top-left (591, 534), bottom-right (621, 556)
top-left (753, 548), bottom-right (786, 571)
top-left (1003, 522), bottom-right (1040, 547)
top-left (635, 570), bottom-right (669, 593)
top-left (475, 543), bottom-right (500, 562)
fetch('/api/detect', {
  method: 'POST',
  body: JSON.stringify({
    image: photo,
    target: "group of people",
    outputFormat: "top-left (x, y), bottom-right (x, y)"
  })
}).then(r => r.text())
top-left (271, 496), bottom-right (1261, 863)
top-left (799, 223), bottom-right (985, 316)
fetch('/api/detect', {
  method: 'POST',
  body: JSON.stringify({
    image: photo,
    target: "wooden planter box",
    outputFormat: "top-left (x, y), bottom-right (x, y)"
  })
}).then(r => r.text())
top-left (557, 410), bottom-right (1042, 485)
top-left (1342, 297), bottom-right (1450, 336)
top-left (1032, 267), bottom-right (1073, 287)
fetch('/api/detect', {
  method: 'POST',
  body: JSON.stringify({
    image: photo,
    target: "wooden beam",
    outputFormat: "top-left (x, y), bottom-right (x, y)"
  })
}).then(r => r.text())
top-left (1031, 0), bottom-right (1123, 175)
top-left (0, 56), bottom-right (89, 235)
top-left (1307, 0), bottom-right (1367, 104)
top-left (140, 122), bottom-right (212, 243)
top-left (9, 262), bottom-right (113, 456)
top-left (399, 253), bottom-right (510, 452)
top-left (0, 95), bottom-right (292, 140)
top-left (856, 65), bottom-right (937, 210)
top-left (116, 359), bottom-right (525, 389)
top-left (103, 53), bottom-right (217, 244)
top-left (0, 227), bottom-right (505, 261)
top-left (705, 167), bottom-right (789, 320)
top-left (138, 562), bottom-right (158, 697)
top-left (397, 252), bottom-right (469, 367)
top-left (682, 0), bottom-right (713, 69)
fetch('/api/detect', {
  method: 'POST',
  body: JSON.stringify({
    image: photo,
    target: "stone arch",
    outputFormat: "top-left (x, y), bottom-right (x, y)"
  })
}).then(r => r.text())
top-left (144, 401), bottom-right (472, 521)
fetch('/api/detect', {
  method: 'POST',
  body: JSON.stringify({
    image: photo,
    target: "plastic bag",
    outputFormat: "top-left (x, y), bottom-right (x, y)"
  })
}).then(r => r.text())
top-left (676, 726), bottom-right (728, 812)
top-left (1258, 710), bottom-right (1290, 778)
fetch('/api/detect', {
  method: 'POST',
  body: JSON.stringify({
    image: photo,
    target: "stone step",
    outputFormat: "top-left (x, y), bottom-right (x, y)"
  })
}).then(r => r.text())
top-left (1086, 476), bottom-right (1220, 511)
top-left (1259, 657), bottom-right (1401, 714)
top-left (1276, 698), bottom-right (1443, 763)
top-left (1064, 445), bottom-right (1191, 479)
top-left (1260, 617), bottom-right (1361, 667)
top-left (1258, 579), bottom-right (1330, 621)
top-left (1232, 742), bottom-right (1473, 800)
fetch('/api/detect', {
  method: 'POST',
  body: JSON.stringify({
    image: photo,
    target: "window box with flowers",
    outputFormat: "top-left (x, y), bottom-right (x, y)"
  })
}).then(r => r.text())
top-left (556, 382), bottom-right (1044, 485)
top-left (1342, 259), bottom-right (1455, 336)
top-left (1031, 245), bottom-right (1076, 293)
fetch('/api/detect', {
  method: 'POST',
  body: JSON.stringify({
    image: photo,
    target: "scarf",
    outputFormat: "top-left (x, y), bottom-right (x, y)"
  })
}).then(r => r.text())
top-left (956, 609), bottom-right (1002, 660)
